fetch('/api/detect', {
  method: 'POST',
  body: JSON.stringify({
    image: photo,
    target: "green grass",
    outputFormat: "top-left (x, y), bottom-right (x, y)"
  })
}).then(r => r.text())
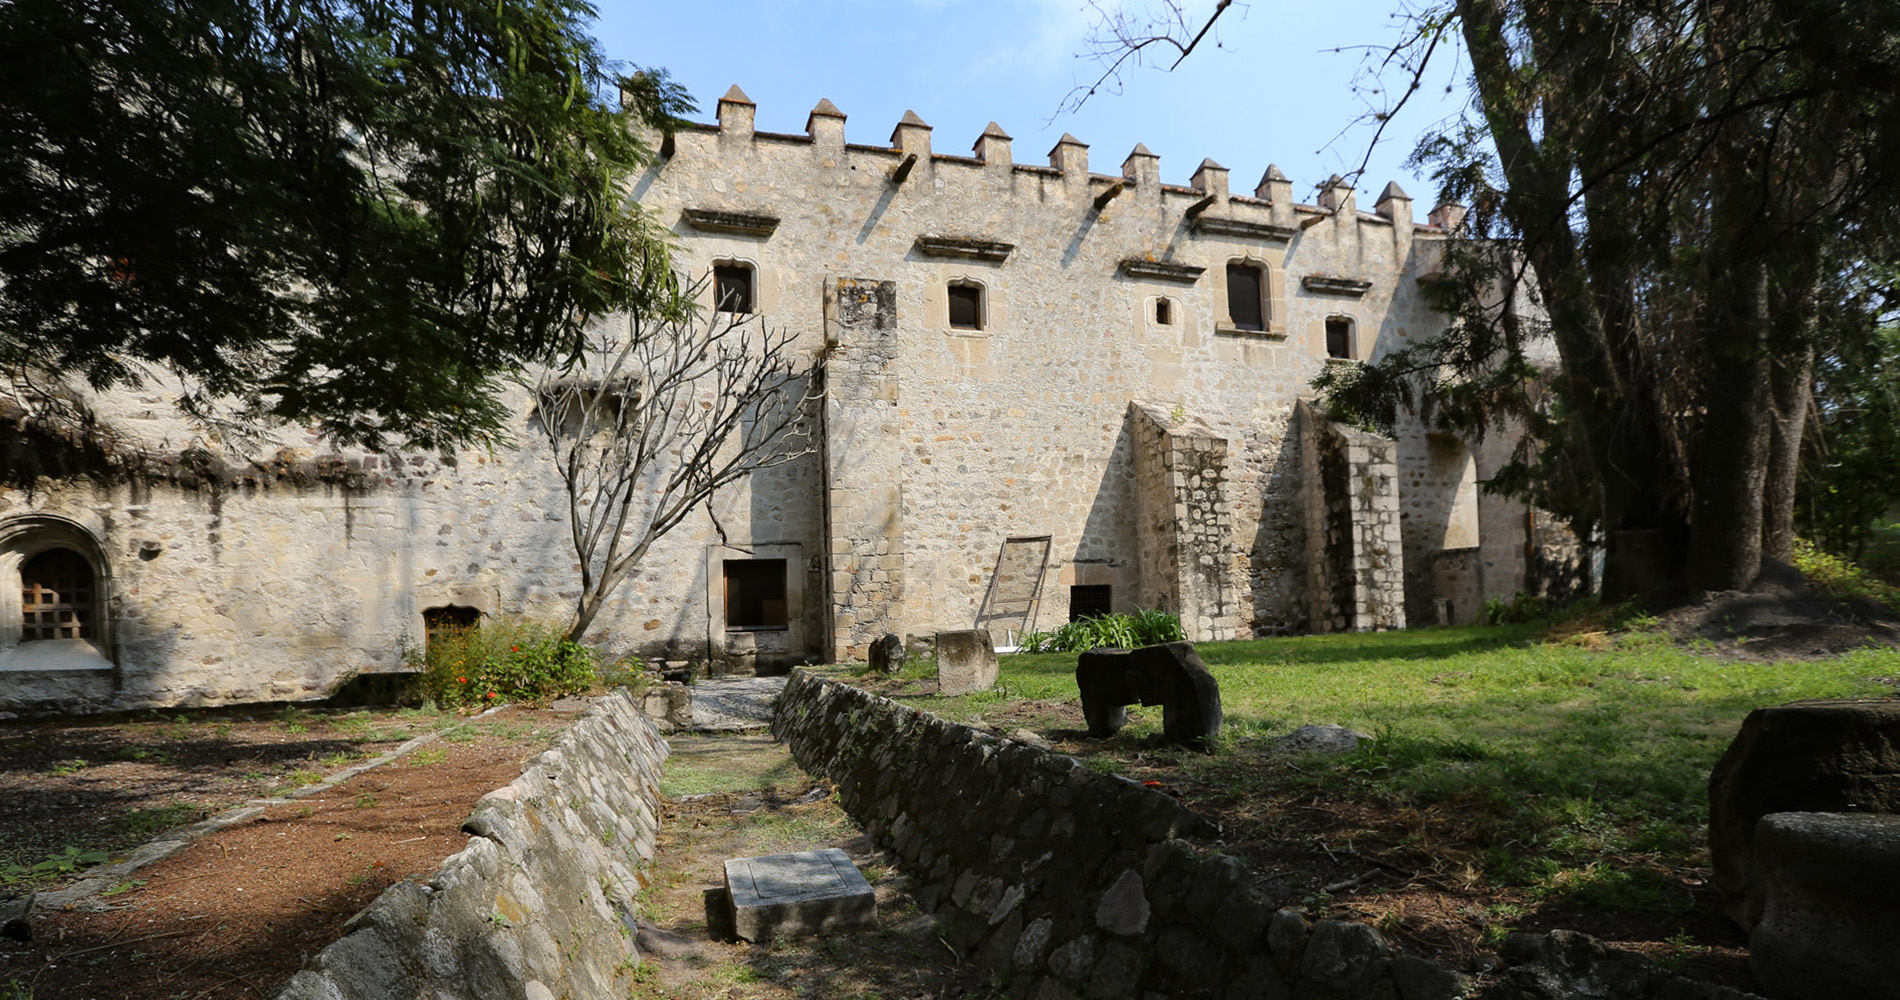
top-left (895, 623), bottom-right (1899, 921)
top-left (659, 735), bottom-right (802, 798)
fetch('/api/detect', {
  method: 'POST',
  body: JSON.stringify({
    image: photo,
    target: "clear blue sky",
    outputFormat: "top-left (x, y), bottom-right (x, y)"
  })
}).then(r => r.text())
top-left (589, 0), bottom-right (1473, 211)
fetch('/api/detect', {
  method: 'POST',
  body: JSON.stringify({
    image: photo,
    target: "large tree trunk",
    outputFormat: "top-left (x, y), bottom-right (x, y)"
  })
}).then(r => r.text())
top-left (1459, 0), bottom-right (1689, 599)
top-left (1685, 256), bottom-right (1773, 593)
top-left (1761, 346), bottom-right (1811, 563)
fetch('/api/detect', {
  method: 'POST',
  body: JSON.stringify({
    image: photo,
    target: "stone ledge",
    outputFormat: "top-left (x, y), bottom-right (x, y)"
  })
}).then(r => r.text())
top-left (681, 207), bottom-right (780, 236)
top-left (913, 235), bottom-right (1014, 262)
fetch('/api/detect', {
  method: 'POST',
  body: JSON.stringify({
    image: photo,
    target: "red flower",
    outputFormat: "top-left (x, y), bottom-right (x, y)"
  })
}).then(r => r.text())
top-left (511, 646), bottom-right (519, 653)
top-left (1142, 780), bottom-right (1163, 788)
top-left (485, 692), bottom-right (497, 699)
top-left (457, 676), bottom-right (468, 684)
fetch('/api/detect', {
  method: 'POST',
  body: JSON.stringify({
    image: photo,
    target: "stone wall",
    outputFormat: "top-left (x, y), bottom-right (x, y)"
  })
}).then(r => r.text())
top-left (273, 690), bottom-right (666, 1000)
top-left (774, 671), bottom-right (1761, 999)
top-left (1128, 402), bottom-right (1246, 641)
top-left (771, 673), bottom-right (1763, 1000)
top-left (1299, 403), bottom-right (1406, 632)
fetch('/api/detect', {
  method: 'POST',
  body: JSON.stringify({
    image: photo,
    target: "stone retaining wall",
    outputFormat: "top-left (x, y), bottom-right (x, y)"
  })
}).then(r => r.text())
top-left (774, 670), bottom-right (1764, 1000)
top-left (274, 689), bottom-right (666, 1000)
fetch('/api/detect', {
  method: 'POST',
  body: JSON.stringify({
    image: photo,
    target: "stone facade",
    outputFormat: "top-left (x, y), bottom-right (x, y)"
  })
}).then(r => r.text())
top-left (0, 88), bottom-right (1577, 714)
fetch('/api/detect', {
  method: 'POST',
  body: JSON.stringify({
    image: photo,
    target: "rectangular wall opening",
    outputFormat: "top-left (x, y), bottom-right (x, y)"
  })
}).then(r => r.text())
top-left (1069, 584), bottom-right (1112, 622)
top-left (724, 559), bottom-right (788, 630)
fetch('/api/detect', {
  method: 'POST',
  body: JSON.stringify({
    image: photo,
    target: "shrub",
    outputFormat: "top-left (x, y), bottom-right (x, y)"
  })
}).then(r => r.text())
top-left (1018, 609), bottom-right (1185, 653)
top-left (407, 616), bottom-right (599, 708)
top-left (1792, 537), bottom-right (1900, 612)
top-left (1483, 591), bottom-right (1549, 625)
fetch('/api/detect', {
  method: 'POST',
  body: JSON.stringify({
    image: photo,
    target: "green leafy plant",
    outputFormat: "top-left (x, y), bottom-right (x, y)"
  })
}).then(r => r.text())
top-left (405, 615), bottom-right (600, 708)
top-left (1482, 591), bottom-right (1549, 625)
top-left (1, 845), bottom-right (111, 885)
top-left (1017, 608), bottom-right (1184, 653)
top-left (1792, 538), bottom-right (1900, 611)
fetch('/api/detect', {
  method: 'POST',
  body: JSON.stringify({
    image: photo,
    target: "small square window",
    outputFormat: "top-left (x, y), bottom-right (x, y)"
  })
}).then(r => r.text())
top-left (715, 264), bottom-right (753, 313)
top-left (1326, 317), bottom-right (1354, 359)
top-left (1069, 584), bottom-right (1112, 622)
top-left (1154, 299), bottom-right (1172, 326)
top-left (1226, 263), bottom-right (1264, 331)
top-left (948, 284), bottom-right (983, 330)
top-left (724, 559), bottom-right (788, 630)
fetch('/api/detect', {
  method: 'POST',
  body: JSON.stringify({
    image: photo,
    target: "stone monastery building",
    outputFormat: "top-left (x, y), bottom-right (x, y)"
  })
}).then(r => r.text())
top-left (0, 87), bottom-right (1581, 714)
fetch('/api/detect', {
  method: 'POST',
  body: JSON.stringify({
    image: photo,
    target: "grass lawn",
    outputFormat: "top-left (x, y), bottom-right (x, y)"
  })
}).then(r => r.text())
top-left (848, 622), bottom-right (1900, 969)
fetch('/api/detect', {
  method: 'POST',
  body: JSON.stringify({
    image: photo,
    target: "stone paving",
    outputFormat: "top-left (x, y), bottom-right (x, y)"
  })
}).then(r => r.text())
top-left (691, 675), bottom-right (788, 731)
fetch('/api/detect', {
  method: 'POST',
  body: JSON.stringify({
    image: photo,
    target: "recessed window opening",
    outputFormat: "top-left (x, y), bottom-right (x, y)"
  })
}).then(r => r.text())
top-left (1069, 584), bottom-right (1112, 622)
top-left (948, 283), bottom-right (983, 330)
top-left (724, 559), bottom-right (788, 630)
top-left (714, 264), bottom-right (754, 313)
top-left (21, 548), bottom-right (95, 641)
top-left (422, 605), bottom-right (483, 666)
top-left (1154, 299), bottom-right (1173, 326)
top-left (1226, 263), bottom-right (1264, 331)
top-left (1326, 316), bottom-right (1354, 359)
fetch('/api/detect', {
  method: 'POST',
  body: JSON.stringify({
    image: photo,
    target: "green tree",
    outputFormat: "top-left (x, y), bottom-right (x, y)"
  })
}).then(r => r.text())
top-left (0, 0), bottom-right (689, 452)
top-left (1799, 277), bottom-right (1900, 561)
top-left (1080, 0), bottom-right (1900, 598)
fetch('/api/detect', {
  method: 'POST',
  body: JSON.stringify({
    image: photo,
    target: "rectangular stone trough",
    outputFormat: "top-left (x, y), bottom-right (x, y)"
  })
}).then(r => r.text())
top-left (723, 848), bottom-right (876, 942)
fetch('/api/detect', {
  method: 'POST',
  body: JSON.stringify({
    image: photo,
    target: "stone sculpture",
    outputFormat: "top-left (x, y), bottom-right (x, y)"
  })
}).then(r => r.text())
top-left (1075, 641), bottom-right (1223, 745)
top-left (1707, 698), bottom-right (1900, 929)
top-left (868, 633), bottom-right (905, 675)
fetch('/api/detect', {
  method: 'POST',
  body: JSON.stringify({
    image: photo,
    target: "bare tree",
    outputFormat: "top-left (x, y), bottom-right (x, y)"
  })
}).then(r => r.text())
top-left (531, 275), bottom-right (821, 643)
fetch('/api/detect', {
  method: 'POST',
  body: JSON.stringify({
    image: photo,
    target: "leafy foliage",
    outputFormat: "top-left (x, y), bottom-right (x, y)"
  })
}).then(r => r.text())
top-left (407, 615), bottom-right (599, 708)
top-left (1, 845), bottom-right (110, 885)
top-left (0, 0), bottom-right (690, 450)
top-left (1018, 608), bottom-right (1184, 653)
top-left (1799, 304), bottom-right (1900, 559)
top-left (1791, 538), bottom-right (1900, 612)
top-left (1320, 0), bottom-right (1900, 594)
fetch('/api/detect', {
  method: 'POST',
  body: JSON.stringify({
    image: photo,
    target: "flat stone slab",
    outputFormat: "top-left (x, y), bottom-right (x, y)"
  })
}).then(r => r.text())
top-left (691, 676), bottom-right (787, 731)
top-left (723, 847), bottom-right (876, 942)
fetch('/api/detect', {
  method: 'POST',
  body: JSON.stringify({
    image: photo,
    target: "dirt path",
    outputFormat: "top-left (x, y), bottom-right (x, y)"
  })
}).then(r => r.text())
top-left (0, 708), bottom-right (577, 1000)
top-left (633, 732), bottom-right (998, 1000)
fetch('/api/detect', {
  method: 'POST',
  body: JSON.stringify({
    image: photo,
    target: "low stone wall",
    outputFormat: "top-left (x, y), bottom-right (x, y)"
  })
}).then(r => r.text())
top-left (774, 670), bottom-right (1764, 1000)
top-left (274, 689), bottom-right (666, 1000)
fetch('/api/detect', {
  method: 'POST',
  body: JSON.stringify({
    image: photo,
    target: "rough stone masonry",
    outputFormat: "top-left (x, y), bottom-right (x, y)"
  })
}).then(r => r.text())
top-left (1, 89), bottom-right (1584, 716)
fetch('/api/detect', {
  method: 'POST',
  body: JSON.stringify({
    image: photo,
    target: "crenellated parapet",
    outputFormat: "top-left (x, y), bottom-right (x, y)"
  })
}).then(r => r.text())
top-left (659, 88), bottom-right (1458, 244)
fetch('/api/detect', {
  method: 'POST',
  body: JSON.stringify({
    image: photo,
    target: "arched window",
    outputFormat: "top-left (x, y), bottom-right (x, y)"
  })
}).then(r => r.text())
top-left (21, 548), bottom-right (95, 641)
top-left (948, 281), bottom-right (985, 331)
top-left (1325, 316), bottom-right (1355, 359)
top-left (714, 262), bottom-right (755, 313)
top-left (1226, 262), bottom-right (1265, 331)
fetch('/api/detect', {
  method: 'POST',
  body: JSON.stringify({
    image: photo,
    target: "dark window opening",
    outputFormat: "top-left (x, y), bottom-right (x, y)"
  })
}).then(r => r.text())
top-left (21, 549), bottom-right (96, 641)
top-left (715, 264), bottom-right (753, 313)
top-left (948, 284), bottom-right (983, 330)
top-left (1154, 299), bottom-right (1172, 325)
top-left (422, 605), bottom-right (482, 666)
top-left (1326, 317), bottom-right (1354, 359)
top-left (1226, 264), bottom-right (1264, 330)
top-left (725, 559), bottom-right (788, 630)
top-left (1069, 584), bottom-right (1112, 622)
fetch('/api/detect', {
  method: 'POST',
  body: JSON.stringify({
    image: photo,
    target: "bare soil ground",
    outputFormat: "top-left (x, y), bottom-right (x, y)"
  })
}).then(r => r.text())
top-left (0, 706), bottom-right (577, 1000)
top-left (1663, 558), bottom-right (1900, 660)
top-left (632, 733), bottom-right (999, 1000)
top-left (0, 703), bottom-right (458, 877)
